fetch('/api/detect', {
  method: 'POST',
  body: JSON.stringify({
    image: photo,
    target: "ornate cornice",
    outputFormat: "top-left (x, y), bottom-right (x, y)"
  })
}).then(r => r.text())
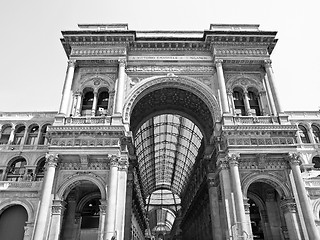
top-left (214, 48), bottom-right (268, 56)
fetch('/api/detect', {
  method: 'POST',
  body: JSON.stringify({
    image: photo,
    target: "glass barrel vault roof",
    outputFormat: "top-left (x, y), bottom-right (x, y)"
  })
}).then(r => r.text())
top-left (134, 114), bottom-right (203, 197)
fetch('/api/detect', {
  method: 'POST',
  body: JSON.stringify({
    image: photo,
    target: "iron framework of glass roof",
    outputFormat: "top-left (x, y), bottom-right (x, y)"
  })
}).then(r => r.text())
top-left (134, 114), bottom-right (203, 197)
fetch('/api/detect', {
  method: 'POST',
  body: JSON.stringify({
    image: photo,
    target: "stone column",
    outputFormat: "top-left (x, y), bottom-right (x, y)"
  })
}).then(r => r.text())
top-left (33, 153), bottom-right (59, 240)
top-left (263, 77), bottom-right (277, 116)
top-left (21, 127), bottom-right (28, 146)
top-left (215, 59), bottom-right (230, 114)
top-left (116, 157), bottom-right (129, 240)
top-left (243, 198), bottom-right (253, 237)
top-left (288, 153), bottom-right (320, 239)
top-left (243, 90), bottom-right (252, 116)
top-left (280, 199), bottom-right (302, 240)
top-left (260, 210), bottom-right (273, 240)
top-left (8, 124), bottom-right (16, 145)
top-left (48, 200), bottom-right (66, 240)
top-left (258, 91), bottom-right (266, 116)
top-left (59, 60), bottom-right (76, 115)
top-left (75, 92), bottom-right (83, 116)
top-left (227, 90), bottom-right (235, 115)
top-left (91, 90), bottom-right (98, 116)
top-left (105, 156), bottom-right (119, 240)
top-left (307, 123), bottom-right (316, 144)
top-left (207, 173), bottom-right (222, 240)
top-left (264, 60), bottom-right (283, 114)
top-left (228, 153), bottom-right (251, 239)
top-left (114, 59), bottom-right (126, 115)
top-left (99, 201), bottom-right (108, 240)
top-left (217, 157), bottom-right (234, 239)
top-left (124, 171), bottom-right (133, 240)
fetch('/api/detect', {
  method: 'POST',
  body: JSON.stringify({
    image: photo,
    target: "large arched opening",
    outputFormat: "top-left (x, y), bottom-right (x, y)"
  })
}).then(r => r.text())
top-left (127, 76), bottom-right (219, 239)
top-left (59, 179), bottom-right (103, 240)
top-left (0, 205), bottom-right (28, 240)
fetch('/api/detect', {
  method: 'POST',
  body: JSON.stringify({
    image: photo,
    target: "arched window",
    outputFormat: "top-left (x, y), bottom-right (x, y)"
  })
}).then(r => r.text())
top-left (26, 125), bottom-right (39, 145)
top-left (6, 158), bottom-right (27, 181)
top-left (312, 124), bottom-right (320, 143)
top-left (233, 88), bottom-right (245, 116)
top-left (0, 125), bottom-right (12, 145)
top-left (81, 88), bottom-right (94, 116)
top-left (247, 88), bottom-right (261, 116)
top-left (13, 125), bottom-right (26, 145)
top-left (312, 156), bottom-right (320, 169)
top-left (298, 125), bottom-right (310, 143)
top-left (38, 124), bottom-right (50, 145)
top-left (96, 88), bottom-right (109, 116)
top-left (35, 158), bottom-right (46, 181)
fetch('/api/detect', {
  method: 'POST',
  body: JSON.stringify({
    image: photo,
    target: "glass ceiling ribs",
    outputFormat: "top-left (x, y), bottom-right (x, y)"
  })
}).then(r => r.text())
top-left (134, 114), bottom-right (203, 197)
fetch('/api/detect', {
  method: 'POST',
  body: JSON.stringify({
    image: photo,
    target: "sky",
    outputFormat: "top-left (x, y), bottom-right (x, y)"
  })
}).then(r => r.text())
top-left (0, 0), bottom-right (319, 112)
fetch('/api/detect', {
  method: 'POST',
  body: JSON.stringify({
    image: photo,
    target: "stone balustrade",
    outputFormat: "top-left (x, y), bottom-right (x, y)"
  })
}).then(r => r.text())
top-left (55, 116), bottom-right (111, 125)
top-left (0, 181), bottom-right (43, 191)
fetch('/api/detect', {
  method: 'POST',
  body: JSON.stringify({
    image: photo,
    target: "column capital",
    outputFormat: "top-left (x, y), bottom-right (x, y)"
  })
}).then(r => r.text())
top-left (45, 153), bottom-right (59, 167)
top-left (207, 175), bottom-right (219, 188)
top-left (286, 152), bottom-right (302, 166)
top-left (68, 59), bottom-right (76, 68)
top-left (226, 153), bottom-right (240, 166)
top-left (227, 88), bottom-right (233, 95)
top-left (99, 204), bottom-right (107, 214)
top-left (51, 200), bottom-right (66, 215)
top-left (214, 59), bottom-right (224, 67)
top-left (118, 58), bottom-right (126, 67)
top-left (259, 90), bottom-right (267, 96)
top-left (216, 158), bottom-right (229, 169)
top-left (109, 155), bottom-right (119, 167)
top-left (118, 159), bottom-right (129, 171)
top-left (264, 59), bottom-right (272, 67)
top-left (280, 198), bottom-right (297, 213)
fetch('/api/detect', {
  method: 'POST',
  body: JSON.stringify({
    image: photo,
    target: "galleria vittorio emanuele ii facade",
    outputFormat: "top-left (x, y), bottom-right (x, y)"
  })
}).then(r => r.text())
top-left (0, 23), bottom-right (320, 240)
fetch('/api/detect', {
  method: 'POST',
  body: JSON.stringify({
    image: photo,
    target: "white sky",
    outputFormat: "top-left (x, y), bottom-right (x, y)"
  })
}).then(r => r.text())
top-left (0, 0), bottom-right (319, 112)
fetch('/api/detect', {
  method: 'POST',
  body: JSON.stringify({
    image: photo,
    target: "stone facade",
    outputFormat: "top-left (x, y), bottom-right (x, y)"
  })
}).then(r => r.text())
top-left (0, 23), bottom-right (320, 240)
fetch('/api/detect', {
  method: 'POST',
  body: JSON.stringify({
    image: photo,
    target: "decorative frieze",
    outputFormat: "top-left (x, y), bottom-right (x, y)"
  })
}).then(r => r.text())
top-left (227, 137), bottom-right (295, 146)
top-left (50, 138), bottom-right (119, 148)
top-left (71, 48), bottom-right (126, 57)
top-left (126, 65), bottom-right (215, 73)
top-left (214, 48), bottom-right (268, 56)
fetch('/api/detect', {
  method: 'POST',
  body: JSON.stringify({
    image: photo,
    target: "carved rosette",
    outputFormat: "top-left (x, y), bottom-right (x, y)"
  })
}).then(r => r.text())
top-left (287, 152), bottom-right (302, 166)
top-left (45, 153), bottom-right (59, 168)
top-left (280, 199), bottom-right (297, 213)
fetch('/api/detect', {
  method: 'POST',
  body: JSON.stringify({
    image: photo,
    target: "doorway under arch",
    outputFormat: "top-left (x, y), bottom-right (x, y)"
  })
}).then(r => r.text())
top-left (0, 205), bottom-right (28, 240)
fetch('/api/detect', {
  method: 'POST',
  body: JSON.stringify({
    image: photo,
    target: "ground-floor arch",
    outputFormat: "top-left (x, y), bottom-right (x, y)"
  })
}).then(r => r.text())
top-left (0, 204), bottom-right (28, 240)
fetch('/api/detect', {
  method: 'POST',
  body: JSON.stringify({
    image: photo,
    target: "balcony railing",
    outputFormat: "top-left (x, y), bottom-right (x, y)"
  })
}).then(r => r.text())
top-left (0, 180), bottom-right (43, 191)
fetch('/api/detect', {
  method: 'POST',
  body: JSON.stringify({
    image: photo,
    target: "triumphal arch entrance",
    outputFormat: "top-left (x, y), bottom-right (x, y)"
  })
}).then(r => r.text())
top-left (19, 23), bottom-right (319, 240)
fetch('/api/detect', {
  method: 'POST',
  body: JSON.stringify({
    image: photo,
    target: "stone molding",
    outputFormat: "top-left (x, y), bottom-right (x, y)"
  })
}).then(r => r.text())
top-left (126, 65), bottom-right (215, 74)
top-left (51, 200), bottom-right (66, 215)
top-left (56, 172), bottom-right (107, 200)
top-left (71, 47), bottom-right (126, 57)
top-left (280, 199), bottom-right (297, 213)
top-left (214, 48), bottom-right (268, 56)
top-left (0, 199), bottom-right (35, 222)
top-left (241, 172), bottom-right (292, 199)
